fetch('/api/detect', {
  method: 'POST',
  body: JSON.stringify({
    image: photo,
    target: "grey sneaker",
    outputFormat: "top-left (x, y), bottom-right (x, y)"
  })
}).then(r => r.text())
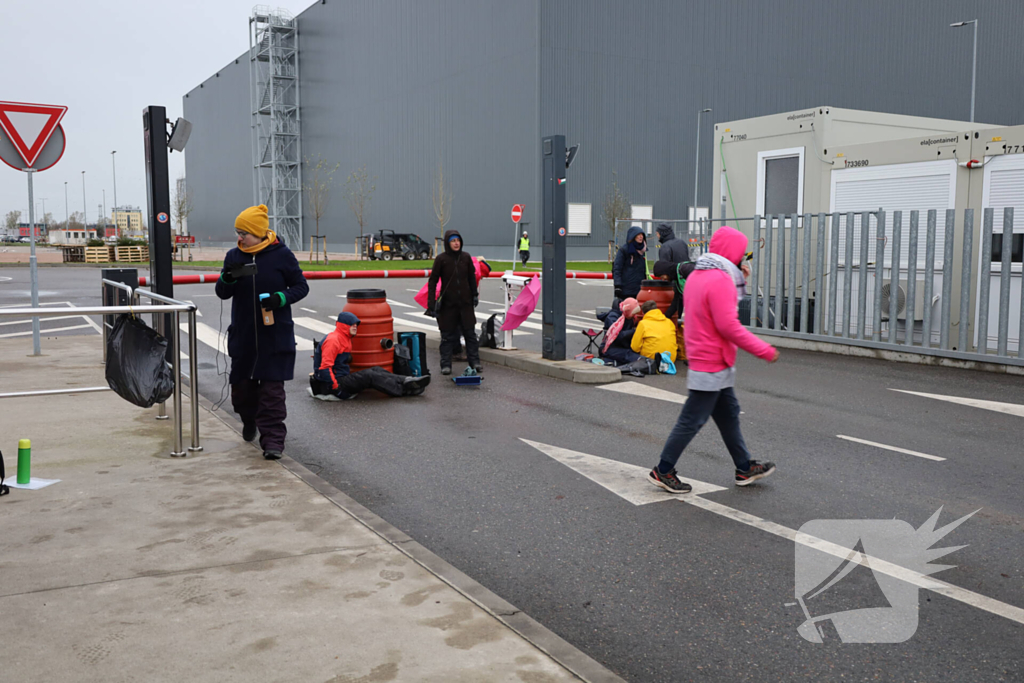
top-left (735, 460), bottom-right (776, 486)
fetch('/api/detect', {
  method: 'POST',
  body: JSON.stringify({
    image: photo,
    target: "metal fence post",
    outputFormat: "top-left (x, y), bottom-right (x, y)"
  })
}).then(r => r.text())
top-left (888, 211), bottom-right (901, 344)
top-left (763, 215), bottom-right (774, 330)
top-left (750, 216), bottom-right (762, 327)
top-left (787, 213), bottom-right (798, 331)
top-left (958, 209), bottom-right (976, 354)
top-left (815, 213), bottom-right (826, 335)
top-left (997, 207), bottom-right (1014, 356)
top-left (940, 209), bottom-right (956, 350)
top-left (842, 212), bottom-right (854, 338)
top-left (905, 211), bottom-right (919, 346)
top-left (829, 213), bottom-right (840, 336)
top-left (857, 211), bottom-right (871, 340)
top-left (922, 210), bottom-right (937, 348)
top-left (774, 216), bottom-right (786, 330)
top-left (872, 210), bottom-right (886, 341)
top-left (977, 209), bottom-right (994, 354)
top-left (170, 309), bottom-right (185, 457)
top-left (188, 308), bottom-right (203, 452)
top-left (801, 213), bottom-right (811, 334)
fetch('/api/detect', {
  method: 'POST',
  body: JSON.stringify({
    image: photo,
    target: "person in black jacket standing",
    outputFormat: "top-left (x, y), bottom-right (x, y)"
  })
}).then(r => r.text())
top-left (655, 223), bottom-right (690, 264)
top-left (427, 229), bottom-right (481, 375)
top-left (215, 204), bottom-right (309, 459)
top-left (612, 226), bottom-right (649, 300)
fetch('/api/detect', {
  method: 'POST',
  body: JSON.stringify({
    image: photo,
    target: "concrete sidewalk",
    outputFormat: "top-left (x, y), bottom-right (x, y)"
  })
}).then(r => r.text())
top-left (0, 336), bottom-right (620, 682)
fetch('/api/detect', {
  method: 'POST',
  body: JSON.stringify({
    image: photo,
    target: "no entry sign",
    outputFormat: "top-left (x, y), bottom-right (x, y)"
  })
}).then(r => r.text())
top-left (511, 204), bottom-right (523, 224)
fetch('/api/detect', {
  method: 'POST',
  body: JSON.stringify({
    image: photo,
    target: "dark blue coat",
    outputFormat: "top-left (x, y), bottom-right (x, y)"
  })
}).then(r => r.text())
top-left (612, 226), bottom-right (649, 299)
top-left (215, 240), bottom-right (309, 383)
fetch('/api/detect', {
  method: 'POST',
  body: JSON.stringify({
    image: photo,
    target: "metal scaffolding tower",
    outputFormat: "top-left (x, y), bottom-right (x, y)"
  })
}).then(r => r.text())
top-left (249, 5), bottom-right (302, 247)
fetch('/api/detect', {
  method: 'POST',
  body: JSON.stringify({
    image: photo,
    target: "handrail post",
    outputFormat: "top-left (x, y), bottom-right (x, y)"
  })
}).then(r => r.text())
top-left (170, 309), bottom-right (185, 457)
top-left (188, 308), bottom-right (203, 452)
top-left (101, 281), bottom-right (108, 364)
top-left (155, 300), bottom-right (168, 421)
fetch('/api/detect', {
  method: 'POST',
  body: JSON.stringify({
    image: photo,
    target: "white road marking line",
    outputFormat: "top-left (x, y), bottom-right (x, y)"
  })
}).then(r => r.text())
top-left (186, 321), bottom-right (228, 355)
top-left (300, 307), bottom-right (318, 314)
top-left (576, 281), bottom-right (613, 287)
top-left (486, 309), bottom-right (585, 331)
top-left (294, 317), bottom-right (336, 335)
top-left (0, 324), bottom-right (93, 339)
top-left (0, 314), bottom-right (82, 327)
top-left (405, 289), bottom-right (420, 293)
top-left (387, 299), bottom-right (415, 308)
top-left (479, 300), bottom-right (504, 306)
top-left (392, 317), bottom-right (441, 337)
top-left (520, 439), bottom-right (725, 501)
top-left (566, 313), bottom-right (598, 324)
top-left (66, 303), bottom-right (104, 334)
top-left (521, 439), bottom-right (1024, 629)
top-left (598, 381), bottom-right (687, 405)
top-left (836, 435), bottom-right (946, 462)
top-left (891, 389), bottom-right (1024, 419)
top-left (477, 311), bottom-right (534, 334)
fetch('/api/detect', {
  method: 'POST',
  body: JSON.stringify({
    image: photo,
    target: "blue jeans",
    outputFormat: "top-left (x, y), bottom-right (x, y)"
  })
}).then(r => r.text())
top-left (656, 387), bottom-right (752, 474)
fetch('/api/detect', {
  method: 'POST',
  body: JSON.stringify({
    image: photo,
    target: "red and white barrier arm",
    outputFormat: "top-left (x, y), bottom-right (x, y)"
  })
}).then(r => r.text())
top-left (139, 269), bottom-right (614, 286)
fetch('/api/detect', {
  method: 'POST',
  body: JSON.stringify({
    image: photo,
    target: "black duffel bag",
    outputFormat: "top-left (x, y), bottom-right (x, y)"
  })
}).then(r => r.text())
top-left (105, 314), bottom-right (175, 408)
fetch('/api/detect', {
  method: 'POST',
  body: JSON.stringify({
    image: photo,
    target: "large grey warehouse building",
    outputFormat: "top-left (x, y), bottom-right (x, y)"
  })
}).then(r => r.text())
top-left (184, 0), bottom-right (1024, 259)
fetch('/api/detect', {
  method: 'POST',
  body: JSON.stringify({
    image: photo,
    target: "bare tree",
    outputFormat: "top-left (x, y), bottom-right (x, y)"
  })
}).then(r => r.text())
top-left (602, 172), bottom-right (631, 245)
top-left (344, 165), bottom-right (375, 257)
top-left (172, 175), bottom-right (194, 237)
top-left (432, 160), bottom-right (453, 239)
top-left (67, 212), bottom-right (85, 232)
top-left (304, 155), bottom-right (340, 263)
top-left (4, 210), bottom-right (21, 234)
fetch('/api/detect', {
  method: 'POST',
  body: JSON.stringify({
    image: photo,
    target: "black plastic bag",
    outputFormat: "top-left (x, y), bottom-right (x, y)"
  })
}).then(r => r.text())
top-left (105, 314), bottom-right (175, 408)
top-left (619, 356), bottom-right (659, 377)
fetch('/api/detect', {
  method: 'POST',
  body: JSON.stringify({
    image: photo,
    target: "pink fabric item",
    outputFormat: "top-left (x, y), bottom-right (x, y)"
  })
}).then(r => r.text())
top-left (602, 296), bottom-right (638, 353)
top-left (683, 227), bottom-right (775, 372)
top-left (501, 276), bottom-right (541, 331)
top-left (414, 256), bottom-right (488, 309)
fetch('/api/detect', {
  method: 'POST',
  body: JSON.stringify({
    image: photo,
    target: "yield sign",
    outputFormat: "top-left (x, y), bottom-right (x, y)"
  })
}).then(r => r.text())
top-left (0, 101), bottom-right (68, 168)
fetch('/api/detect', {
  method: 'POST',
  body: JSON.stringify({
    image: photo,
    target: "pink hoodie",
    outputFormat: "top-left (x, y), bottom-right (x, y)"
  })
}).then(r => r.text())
top-left (683, 227), bottom-right (776, 372)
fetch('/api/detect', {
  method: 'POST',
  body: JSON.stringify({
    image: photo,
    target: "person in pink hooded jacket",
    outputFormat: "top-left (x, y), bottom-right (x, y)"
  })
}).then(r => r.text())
top-left (648, 226), bottom-right (780, 493)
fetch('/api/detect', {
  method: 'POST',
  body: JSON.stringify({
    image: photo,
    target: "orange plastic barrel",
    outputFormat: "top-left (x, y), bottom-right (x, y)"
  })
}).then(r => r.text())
top-left (637, 280), bottom-right (674, 317)
top-left (343, 288), bottom-right (394, 372)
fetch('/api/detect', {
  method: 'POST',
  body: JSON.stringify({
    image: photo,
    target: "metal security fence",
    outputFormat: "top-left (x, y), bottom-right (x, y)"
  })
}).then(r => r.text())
top-left (746, 208), bottom-right (1024, 366)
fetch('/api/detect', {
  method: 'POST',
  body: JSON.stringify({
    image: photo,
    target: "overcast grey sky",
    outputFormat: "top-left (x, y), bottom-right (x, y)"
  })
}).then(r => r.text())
top-left (2, 0), bottom-right (306, 225)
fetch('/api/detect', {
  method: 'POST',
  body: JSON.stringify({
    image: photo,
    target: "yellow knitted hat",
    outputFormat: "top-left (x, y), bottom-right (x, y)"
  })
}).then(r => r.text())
top-left (235, 204), bottom-right (269, 238)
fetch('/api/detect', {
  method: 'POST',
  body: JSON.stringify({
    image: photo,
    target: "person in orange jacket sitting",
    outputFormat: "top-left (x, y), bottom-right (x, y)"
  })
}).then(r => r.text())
top-left (310, 312), bottom-right (430, 400)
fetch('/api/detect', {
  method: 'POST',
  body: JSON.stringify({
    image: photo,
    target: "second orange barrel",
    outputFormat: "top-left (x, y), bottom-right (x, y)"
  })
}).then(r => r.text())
top-left (342, 288), bottom-right (394, 372)
top-left (637, 279), bottom-right (674, 318)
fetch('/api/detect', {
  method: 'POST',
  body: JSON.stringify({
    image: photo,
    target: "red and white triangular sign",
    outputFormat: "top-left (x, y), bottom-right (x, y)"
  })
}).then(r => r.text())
top-left (0, 101), bottom-right (68, 168)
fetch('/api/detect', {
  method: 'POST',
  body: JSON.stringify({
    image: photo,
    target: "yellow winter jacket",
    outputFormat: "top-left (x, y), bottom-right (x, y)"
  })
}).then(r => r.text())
top-left (631, 308), bottom-right (677, 361)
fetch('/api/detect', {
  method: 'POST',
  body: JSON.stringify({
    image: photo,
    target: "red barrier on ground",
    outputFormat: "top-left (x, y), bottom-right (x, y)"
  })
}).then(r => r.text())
top-left (138, 269), bottom-right (613, 286)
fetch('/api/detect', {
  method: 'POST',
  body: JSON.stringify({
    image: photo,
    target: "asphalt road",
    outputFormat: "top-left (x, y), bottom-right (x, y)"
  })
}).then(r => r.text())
top-left (3, 264), bottom-right (1022, 682)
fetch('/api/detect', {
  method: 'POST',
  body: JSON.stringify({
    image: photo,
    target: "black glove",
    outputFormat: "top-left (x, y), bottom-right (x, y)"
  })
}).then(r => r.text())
top-left (261, 292), bottom-right (287, 310)
top-left (220, 269), bottom-right (236, 285)
top-left (473, 295), bottom-right (479, 308)
top-left (424, 304), bottom-right (436, 318)
top-left (614, 287), bottom-right (624, 300)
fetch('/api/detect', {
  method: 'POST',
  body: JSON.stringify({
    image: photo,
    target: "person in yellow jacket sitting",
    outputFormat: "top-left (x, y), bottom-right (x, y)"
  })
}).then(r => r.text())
top-left (631, 300), bottom-right (678, 361)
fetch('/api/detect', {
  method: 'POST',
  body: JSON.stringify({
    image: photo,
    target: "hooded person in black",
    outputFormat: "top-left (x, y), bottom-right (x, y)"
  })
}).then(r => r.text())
top-left (427, 229), bottom-right (481, 374)
top-left (655, 223), bottom-right (690, 264)
top-left (612, 226), bottom-right (649, 300)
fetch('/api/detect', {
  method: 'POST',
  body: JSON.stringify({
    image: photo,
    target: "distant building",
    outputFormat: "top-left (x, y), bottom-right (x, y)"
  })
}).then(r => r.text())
top-left (112, 207), bottom-right (144, 238)
top-left (16, 223), bottom-right (46, 239)
top-left (49, 228), bottom-right (99, 245)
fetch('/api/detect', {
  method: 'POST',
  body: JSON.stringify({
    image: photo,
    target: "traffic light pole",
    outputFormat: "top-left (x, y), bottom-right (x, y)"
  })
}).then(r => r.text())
top-left (541, 135), bottom-right (567, 361)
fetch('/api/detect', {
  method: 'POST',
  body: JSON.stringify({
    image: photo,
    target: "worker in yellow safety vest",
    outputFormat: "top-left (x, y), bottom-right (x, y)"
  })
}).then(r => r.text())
top-left (518, 231), bottom-right (530, 266)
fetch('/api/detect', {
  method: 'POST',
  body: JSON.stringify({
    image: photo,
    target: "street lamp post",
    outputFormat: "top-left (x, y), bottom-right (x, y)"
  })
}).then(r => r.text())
top-left (693, 107), bottom-right (712, 221)
top-left (950, 19), bottom-right (978, 123)
top-left (81, 171), bottom-right (87, 241)
top-left (111, 150), bottom-right (117, 234)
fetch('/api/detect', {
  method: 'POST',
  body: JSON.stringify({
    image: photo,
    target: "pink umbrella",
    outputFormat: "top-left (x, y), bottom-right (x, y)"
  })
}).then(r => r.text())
top-left (501, 276), bottom-right (541, 331)
top-left (414, 257), bottom-right (490, 309)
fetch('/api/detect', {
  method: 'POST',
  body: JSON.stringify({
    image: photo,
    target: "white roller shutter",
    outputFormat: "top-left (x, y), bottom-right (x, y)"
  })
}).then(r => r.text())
top-left (830, 160), bottom-right (956, 268)
top-left (568, 203), bottom-right (592, 235)
top-left (984, 156), bottom-right (1024, 237)
top-left (631, 205), bottom-right (653, 234)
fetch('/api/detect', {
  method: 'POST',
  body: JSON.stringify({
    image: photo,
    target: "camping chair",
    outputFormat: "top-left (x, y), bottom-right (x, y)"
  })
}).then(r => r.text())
top-left (581, 328), bottom-right (604, 355)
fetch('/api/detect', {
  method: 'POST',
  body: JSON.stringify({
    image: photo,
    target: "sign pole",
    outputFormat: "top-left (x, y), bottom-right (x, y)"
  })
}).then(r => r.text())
top-left (26, 170), bottom-right (40, 355)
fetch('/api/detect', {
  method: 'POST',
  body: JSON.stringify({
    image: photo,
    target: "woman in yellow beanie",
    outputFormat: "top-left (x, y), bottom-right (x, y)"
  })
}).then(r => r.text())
top-left (215, 204), bottom-right (309, 459)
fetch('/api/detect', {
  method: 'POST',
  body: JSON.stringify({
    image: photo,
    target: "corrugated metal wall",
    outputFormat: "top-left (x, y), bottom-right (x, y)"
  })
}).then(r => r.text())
top-left (185, 0), bottom-right (1024, 258)
top-left (183, 57), bottom-right (252, 244)
top-left (541, 0), bottom-right (1024, 256)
